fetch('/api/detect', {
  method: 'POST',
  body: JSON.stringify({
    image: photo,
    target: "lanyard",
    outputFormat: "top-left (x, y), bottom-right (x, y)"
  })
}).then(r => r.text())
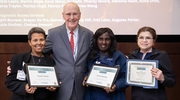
top-left (73, 29), bottom-right (79, 60)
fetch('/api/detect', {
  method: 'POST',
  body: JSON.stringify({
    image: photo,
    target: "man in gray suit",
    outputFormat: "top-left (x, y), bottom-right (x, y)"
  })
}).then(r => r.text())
top-left (6, 2), bottom-right (93, 100)
top-left (43, 2), bottom-right (93, 100)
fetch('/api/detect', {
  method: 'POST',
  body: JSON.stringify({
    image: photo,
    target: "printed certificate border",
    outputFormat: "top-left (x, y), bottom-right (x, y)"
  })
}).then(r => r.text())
top-left (85, 64), bottom-right (120, 89)
top-left (25, 63), bottom-right (60, 87)
top-left (126, 59), bottom-right (158, 89)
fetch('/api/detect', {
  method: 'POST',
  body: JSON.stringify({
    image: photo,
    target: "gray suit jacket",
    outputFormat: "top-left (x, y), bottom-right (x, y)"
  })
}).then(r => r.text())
top-left (43, 23), bottom-right (93, 100)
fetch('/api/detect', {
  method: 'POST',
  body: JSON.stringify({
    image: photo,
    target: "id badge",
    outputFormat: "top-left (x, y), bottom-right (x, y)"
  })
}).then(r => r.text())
top-left (17, 70), bottom-right (26, 81)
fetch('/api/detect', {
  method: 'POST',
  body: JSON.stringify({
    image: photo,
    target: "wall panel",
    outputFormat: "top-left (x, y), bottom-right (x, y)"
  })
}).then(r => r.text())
top-left (0, 42), bottom-right (179, 100)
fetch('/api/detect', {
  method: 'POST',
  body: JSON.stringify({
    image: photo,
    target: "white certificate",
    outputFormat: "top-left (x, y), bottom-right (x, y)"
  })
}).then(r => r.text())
top-left (26, 64), bottom-right (60, 87)
top-left (86, 64), bottom-right (120, 88)
top-left (126, 59), bottom-right (158, 88)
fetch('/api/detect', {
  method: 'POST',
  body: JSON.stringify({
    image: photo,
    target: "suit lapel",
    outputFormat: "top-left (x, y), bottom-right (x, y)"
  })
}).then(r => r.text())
top-left (59, 24), bottom-right (74, 57)
top-left (76, 25), bottom-right (85, 62)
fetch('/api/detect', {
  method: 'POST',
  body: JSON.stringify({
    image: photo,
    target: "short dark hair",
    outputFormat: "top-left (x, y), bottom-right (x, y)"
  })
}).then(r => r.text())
top-left (89, 27), bottom-right (117, 60)
top-left (137, 26), bottom-right (157, 41)
top-left (28, 27), bottom-right (46, 40)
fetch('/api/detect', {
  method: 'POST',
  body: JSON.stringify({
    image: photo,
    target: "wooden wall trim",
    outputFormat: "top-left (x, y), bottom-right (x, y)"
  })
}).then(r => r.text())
top-left (0, 42), bottom-right (179, 100)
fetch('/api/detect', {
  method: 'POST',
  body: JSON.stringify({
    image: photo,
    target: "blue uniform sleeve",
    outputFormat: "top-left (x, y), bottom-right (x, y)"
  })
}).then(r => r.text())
top-left (114, 54), bottom-right (128, 91)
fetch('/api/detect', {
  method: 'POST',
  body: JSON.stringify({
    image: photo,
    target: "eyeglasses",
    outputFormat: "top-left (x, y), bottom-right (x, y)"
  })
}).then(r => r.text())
top-left (138, 36), bottom-right (153, 41)
top-left (64, 13), bottom-right (80, 17)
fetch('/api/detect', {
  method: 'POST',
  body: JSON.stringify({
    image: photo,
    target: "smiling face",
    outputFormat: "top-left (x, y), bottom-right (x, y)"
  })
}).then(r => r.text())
top-left (28, 33), bottom-right (46, 56)
top-left (137, 31), bottom-right (154, 53)
top-left (97, 32), bottom-right (111, 54)
top-left (62, 2), bottom-right (81, 31)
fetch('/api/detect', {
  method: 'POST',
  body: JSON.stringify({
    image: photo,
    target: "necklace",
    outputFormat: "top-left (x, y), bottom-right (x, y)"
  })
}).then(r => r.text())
top-left (31, 55), bottom-right (42, 64)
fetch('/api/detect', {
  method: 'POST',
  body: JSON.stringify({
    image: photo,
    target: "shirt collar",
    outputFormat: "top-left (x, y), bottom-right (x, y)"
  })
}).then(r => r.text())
top-left (139, 51), bottom-right (152, 60)
top-left (66, 26), bottom-right (79, 36)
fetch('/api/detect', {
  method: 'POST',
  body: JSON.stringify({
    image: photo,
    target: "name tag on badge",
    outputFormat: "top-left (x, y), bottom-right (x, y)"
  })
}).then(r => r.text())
top-left (17, 70), bottom-right (26, 81)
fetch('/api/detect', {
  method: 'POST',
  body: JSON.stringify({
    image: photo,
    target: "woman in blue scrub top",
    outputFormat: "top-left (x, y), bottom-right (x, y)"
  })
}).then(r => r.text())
top-left (83, 27), bottom-right (127, 100)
